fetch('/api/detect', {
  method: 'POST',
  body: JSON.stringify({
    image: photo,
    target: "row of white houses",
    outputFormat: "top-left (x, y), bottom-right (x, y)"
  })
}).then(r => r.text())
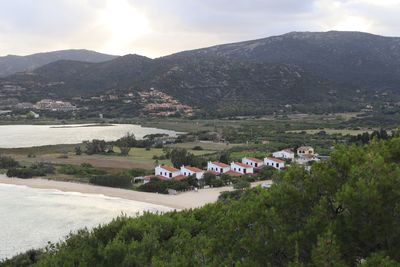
top-left (149, 146), bottom-right (317, 182)
top-left (151, 156), bottom-right (286, 182)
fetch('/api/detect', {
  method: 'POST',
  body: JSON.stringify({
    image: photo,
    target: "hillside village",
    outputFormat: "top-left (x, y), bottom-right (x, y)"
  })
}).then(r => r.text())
top-left (0, 85), bottom-right (195, 119)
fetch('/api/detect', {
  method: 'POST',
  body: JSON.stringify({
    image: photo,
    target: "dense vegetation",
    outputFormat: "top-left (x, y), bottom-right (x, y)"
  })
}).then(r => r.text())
top-left (0, 155), bottom-right (19, 169)
top-left (6, 162), bottom-right (55, 179)
top-left (89, 175), bottom-right (133, 189)
top-left (59, 163), bottom-right (106, 178)
top-left (3, 138), bottom-right (400, 266)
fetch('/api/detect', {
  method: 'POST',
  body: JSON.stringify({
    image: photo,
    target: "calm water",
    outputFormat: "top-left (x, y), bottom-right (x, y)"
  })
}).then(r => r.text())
top-left (0, 181), bottom-right (173, 260)
top-left (0, 124), bottom-right (178, 148)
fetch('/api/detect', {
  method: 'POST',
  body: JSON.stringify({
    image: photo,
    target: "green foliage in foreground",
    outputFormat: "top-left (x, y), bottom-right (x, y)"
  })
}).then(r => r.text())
top-left (3, 138), bottom-right (400, 266)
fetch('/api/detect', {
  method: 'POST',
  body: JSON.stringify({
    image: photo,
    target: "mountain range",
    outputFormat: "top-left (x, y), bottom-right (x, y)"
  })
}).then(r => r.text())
top-left (2, 31), bottom-right (400, 116)
top-left (0, 49), bottom-right (117, 77)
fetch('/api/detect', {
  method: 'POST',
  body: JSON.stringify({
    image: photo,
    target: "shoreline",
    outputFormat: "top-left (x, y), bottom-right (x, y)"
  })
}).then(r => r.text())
top-left (0, 176), bottom-right (265, 210)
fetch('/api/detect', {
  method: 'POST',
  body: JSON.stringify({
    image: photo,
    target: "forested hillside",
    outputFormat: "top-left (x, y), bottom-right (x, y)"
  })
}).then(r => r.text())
top-left (175, 31), bottom-right (400, 90)
top-left (3, 138), bottom-right (400, 266)
top-left (3, 31), bottom-right (400, 116)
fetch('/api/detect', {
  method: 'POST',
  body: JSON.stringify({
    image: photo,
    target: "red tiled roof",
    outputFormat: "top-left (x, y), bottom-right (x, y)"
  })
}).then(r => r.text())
top-left (159, 165), bottom-right (179, 172)
top-left (206, 171), bottom-right (220, 176)
top-left (211, 162), bottom-right (229, 168)
top-left (225, 170), bottom-right (243, 177)
top-left (145, 175), bottom-right (169, 181)
top-left (173, 175), bottom-right (187, 181)
top-left (244, 157), bottom-right (263, 163)
top-left (233, 162), bottom-right (253, 168)
top-left (183, 166), bottom-right (204, 173)
top-left (266, 157), bottom-right (285, 163)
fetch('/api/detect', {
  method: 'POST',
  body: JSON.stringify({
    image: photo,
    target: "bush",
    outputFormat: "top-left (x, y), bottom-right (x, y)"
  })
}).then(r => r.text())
top-left (0, 155), bottom-right (19, 169)
top-left (138, 177), bottom-right (192, 194)
top-left (233, 178), bottom-right (251, 190)
top-left (59, 164), bottom-right (106, 177)
top-left (192, 146), bottom-right (203, 151)
top-left (203, 172), bottom-right (217, 186)
top-left (218, 190), bottom-right (244, 201)
top-left (257, 166), bottom-right (276, 180)
top-left (6, 162), bottom-right (55, 178)
top-left (90, 175), bottom-right (132, 188)
top-left (210, 178), bottom-right (225, 187)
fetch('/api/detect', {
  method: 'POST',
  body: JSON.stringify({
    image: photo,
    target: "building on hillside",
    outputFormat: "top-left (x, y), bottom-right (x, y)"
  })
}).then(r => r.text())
top-left (264, 157), bottom-right (285, 170)
top-left (155, 165), bottom-right (181, 179)
top-left (272, 149), bottom-right (295, 160)
top-left (230, 162), bottom-right (254, 175)
top-left (207, 161), bottom-right (230, 174)
top-left (297, 146), bottom-right (315, 156)
top-left (180, 166), bottom-right (204, 179)
top-left (242, 157), bottom-right (264, 168)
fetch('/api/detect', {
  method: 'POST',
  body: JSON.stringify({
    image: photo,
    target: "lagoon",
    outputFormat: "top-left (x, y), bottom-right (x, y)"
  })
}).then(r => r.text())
top-left (0, 124), bottom-right (178, 148)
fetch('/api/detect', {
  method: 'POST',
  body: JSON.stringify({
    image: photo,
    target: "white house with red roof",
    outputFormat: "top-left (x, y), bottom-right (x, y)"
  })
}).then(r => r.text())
top-left (155, 165), bottom-right (181, 179)
top-left (264, 157), bottom-right (285, 170)
top-left (230, 162), bottom-right (254, 175)
top-left (207, 161), bottom-right (230, 174)
top-left (272, 149), bottom-right (295, 160)
top-left (242, 157), bottom-right (264, 168)
top-left (180, 165), bottom-right (205, 179)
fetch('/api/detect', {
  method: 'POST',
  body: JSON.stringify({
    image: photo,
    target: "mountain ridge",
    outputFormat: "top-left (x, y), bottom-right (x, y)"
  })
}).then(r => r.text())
top-left (2, 31), bottom-right (400, 116)
top-left (0, 49), bottom-right (118, 77)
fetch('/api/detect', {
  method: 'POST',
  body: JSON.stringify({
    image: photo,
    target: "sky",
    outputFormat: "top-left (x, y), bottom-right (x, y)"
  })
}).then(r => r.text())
top-left (0, 0), bottom-right (399, 58)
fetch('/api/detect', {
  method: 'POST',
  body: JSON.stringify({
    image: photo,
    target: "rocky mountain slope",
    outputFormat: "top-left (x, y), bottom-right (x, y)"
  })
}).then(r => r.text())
top-left (2, 31), bottom-right (400, 116)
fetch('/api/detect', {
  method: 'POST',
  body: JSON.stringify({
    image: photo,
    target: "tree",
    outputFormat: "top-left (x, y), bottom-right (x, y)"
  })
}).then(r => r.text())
top-left (362, 252), bottom-right (399, 267)
top-left (233, 177), bottom-right (250, 190)
top-left (311, 230), bottom-right (346, 267)
top-left (203, 172), bottom-right (216, 186)
top-left (170, 148), bottom-right (194, 168)
top-left (74, 146), bottom-right (82, 155)
top-left (115, 133), bottom-right (136, 156)
top-left (84, 139), bottom-right (107, 155)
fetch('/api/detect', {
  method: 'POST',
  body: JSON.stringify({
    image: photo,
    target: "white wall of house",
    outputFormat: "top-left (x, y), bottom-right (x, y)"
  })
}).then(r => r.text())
top-left (207, 162), bottom-right (230, 174)
top-left (264, 158), bottom-right (285, 170)
top-left (242, 158), bottom-right (264, 168)
top-left (180, 166), bottom-right (204, 179)
top-left (272, 150), bottom-right (294, 160)
top-left (295, 156), bottom-right (320, 165)
top-left (230, 162), bottom-right (254, 175)
top-left (155, 166), bottom-right (180, 179)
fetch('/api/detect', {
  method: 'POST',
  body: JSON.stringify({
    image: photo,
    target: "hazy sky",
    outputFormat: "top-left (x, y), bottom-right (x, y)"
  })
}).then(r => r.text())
top-left (0, 0), bottom-right (399, 58)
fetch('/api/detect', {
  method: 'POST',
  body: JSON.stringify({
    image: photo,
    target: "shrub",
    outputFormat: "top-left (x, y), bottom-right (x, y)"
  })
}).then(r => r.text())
top-left (138, 177), bottom-right (192, 194)
top-left (233, 178), bottom-right (251, 190)
top-left (59, 164), bottom-right (106, 177)
top-left (192, 146), bottom-right (203, 151)
top-left (210, 178), bottom-right (225, 187)
top-left (90, 175), bottom-right (132, 188)
top-left (6, 162), bottom-right (55, 178)
top-left (0, 155), bottom-right (19, 169)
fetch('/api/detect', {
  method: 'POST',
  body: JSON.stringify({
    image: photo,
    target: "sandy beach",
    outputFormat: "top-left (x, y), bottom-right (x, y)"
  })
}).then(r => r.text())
top-left (0, 176), bottom-right (268, 210)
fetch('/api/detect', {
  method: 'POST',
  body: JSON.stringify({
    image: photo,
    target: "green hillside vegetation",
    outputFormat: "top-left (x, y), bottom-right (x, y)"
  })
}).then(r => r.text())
top-left (5, 31), bottom-right (400, 117)
top-left (3, 138), bottom-right (400, 266)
